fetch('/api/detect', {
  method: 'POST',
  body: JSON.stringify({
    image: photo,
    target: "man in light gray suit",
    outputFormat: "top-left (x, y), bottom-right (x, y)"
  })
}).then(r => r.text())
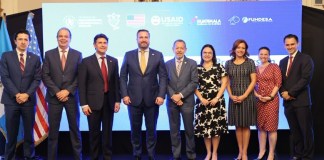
top-left (42, 27), bottom-right (82, 160)
top-left (165, 39), bottom-right (198, 160)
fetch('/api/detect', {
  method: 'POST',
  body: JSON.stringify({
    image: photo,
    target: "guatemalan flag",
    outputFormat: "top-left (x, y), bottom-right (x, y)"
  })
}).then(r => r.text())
top-left (0, 15), bottom-right (24, 145)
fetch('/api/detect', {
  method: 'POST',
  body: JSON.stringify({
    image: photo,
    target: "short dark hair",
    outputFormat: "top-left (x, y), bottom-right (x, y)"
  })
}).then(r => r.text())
top-left (259, 46), bottom-right (271, 63)
top-left (56, 27), bottom-right (72, 39)
top-left (14, 29), bottom-right (30, 41)
top-left (258, 46), bottom-right (270, 54)
top-left (93, 33), bottom-right (109, 44)
top-left (229, 39), bottom-right (249, 60)
top-left (200, 44), bottom-right (216, 65)
top-left (172, 39), bottom-right (186, 49)
top-left (137, 29), bottom-right (150, 38)
top-left (284, 34), bottom-right (299, 43)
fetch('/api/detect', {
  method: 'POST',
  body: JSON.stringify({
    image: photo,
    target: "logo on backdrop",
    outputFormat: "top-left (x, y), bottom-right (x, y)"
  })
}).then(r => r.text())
top-left (241, 17), bottom-right (273, 23)
top-left (191, 16), bottom-right (221, 26)
top-left (126, 14), bottom-right (146, 27)
top-left (151, 16), bottom-right (183, 27)
top-left (107, 13), bottom-right (120, 30)
top-left (63, 16), bottom-right (76, 28)
top-left (228, 16), bottom-right (240, 25)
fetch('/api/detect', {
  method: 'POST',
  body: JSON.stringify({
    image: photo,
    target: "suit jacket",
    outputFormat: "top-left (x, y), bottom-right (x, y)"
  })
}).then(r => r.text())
top-left (120, 48), bottom-right (167, 107)
top-left (0, 50), bottom-right (41, 106)
top-left (42, 47), bottom-right (82, 104)
top-left (279, 51), bottom-right (314, 107)
top-left (165, 56), bottom-right (198, 106)
top-left (78, 54), bottom-right (120, 110)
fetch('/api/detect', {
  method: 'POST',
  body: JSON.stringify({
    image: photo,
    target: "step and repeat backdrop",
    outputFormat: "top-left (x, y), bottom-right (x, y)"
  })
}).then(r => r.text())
top-left (42, 1), bottom-right (301, 131)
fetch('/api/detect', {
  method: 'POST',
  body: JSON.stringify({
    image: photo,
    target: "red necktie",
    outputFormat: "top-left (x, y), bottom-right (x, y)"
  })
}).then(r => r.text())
top-left (19, 53), bottom-right (25, 74)
top-left (100, 56), bottom-right (109, 92)
top-left (286, 56), bottom-right (294, 76)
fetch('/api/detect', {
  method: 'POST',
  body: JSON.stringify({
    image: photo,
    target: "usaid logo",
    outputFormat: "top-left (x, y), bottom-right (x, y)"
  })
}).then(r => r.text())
top-left (151, 16), bottom-right (183, 27)
top-left (242, 17), bottom-right (273, 23)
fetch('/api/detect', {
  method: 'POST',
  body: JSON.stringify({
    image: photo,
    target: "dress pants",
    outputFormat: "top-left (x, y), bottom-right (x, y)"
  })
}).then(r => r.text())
top-left (87, 93), bottom-right (114, 160)
top-left (284, 105), bottom-right (314, 160)
top-left (127, 101), bottom-right (159, 158)
top-left (166, 102), bottom-right (196, 159)
top-left (5, 104), bottom-right (35, 160)
top-left (47, 99), bottom-right (82, 160)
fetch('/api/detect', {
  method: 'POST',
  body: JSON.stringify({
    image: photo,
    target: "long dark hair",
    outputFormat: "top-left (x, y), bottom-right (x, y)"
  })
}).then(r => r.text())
top-left (229, 39), bottom-right (249, 60)
top-left (200, 44), bottom-right (216, 65)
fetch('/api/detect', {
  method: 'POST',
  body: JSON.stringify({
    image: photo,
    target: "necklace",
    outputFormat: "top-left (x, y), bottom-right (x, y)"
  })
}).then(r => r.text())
top-left (203, 62), bottom-right (213, 70)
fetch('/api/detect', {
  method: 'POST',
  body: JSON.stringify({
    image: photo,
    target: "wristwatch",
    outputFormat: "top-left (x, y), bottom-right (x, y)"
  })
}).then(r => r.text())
top-left (269, 95), bottom-right (274, 100)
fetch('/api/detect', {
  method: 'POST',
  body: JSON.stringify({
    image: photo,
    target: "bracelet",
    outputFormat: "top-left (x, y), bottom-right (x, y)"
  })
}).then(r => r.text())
top-left (269, 95), bottom-right (274, 100)
top-left (215, 96), bottom-right (220, 99)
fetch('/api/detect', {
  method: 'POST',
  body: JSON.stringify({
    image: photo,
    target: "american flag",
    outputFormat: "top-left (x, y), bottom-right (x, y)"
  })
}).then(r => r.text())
top-left (126, 14), bottom-right (145, 26)
top-left (26, 12), bottom-right (49, 145)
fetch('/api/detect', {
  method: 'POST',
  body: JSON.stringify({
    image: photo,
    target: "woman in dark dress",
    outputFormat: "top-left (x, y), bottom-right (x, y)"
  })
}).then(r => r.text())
top-left (225, 39), bottom-right (257, 160)
top-left (194, 44), bottom-right (228, 160)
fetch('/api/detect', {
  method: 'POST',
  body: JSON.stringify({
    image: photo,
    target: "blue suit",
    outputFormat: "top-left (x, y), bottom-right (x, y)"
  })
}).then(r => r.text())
top-left (120, 48), bottom-right (167, 158)
top-left (165, 56), bottom-right (198, 159)
top-left (279, 51), bottom-right (314, 160)
top-left (0, 50), bottom-right (41, 160)
top-left (42, 47), bottom-right (82, 160)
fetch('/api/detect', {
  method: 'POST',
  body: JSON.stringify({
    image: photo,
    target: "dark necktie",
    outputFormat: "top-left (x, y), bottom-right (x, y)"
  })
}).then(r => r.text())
top-left (286, 56), bottom-right (294, 76)
top-left (100, 56), bottom-right (109, 92)
top-left (19, 53), bottom-right (25, 74)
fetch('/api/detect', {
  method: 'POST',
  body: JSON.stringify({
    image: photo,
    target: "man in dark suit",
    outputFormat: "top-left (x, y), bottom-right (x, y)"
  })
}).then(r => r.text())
top-left (279, 34), bottom-right (314, 160)
top-left (165, 39), bottom-right (198, 160)
top-left (120, 29), bottom-right (167, 160)
top-left (78, 33), bottom-right (120, 160)
top-left (0, 29), bottom-right (41, 160)
top-left (42, 27), bottom-right (82, 160)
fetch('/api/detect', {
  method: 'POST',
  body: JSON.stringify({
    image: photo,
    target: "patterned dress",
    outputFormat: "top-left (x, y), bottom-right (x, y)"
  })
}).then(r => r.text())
top-left (255, 63), bottom-right (282, 131)
top-left (194, 64), bottom-right (229, 138)
top-left (225, 58), bottom-right (256, 127)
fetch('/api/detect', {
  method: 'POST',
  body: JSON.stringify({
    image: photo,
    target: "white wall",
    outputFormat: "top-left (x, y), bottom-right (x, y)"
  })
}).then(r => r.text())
top-left (1, 0), bottom-right (324, 16)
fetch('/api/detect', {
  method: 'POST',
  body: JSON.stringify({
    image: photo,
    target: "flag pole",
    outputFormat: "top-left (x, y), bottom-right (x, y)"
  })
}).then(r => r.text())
top-left (3, 13), bottom-right (6, 22)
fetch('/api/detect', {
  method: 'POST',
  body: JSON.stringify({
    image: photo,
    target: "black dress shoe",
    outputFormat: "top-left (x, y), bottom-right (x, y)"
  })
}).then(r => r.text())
top-left (134, 156), bottom-right (141, 160)
top-left (24, 156), bottom-right (40, 160)
top-left (169, 158), bottom-right (181, 160)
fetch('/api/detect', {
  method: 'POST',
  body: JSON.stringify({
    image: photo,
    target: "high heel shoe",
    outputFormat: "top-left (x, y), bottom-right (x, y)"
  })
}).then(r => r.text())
top-left (253, 152), bottom-right (266, 160)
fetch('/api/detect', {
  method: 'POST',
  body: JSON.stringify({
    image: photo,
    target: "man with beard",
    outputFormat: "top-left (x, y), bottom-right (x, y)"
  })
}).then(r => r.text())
top-left (120, 29), bottom-right (167, 160)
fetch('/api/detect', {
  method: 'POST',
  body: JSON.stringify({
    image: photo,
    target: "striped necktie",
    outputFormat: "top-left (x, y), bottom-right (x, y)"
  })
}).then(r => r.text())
top-left (19, 53), bottom-right (25, 74)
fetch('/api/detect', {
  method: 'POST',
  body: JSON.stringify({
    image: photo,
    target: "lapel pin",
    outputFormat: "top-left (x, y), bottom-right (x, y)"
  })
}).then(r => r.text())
top-left (110, 60), bottom-right (112, 62)
top-left (152, 54), bottom-right (155, 56)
